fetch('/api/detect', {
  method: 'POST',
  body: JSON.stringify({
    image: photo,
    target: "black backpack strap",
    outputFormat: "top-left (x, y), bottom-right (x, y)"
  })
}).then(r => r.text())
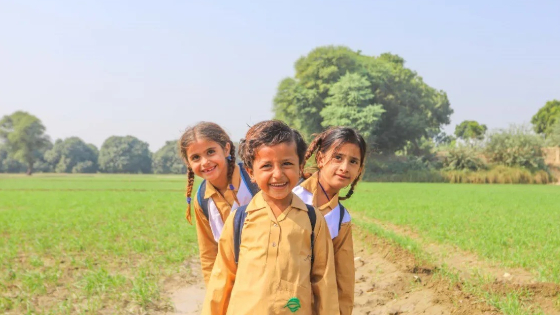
top-left (338, 203), bottom-right (345, 232)
top-left (238, 162), bottom-right (260, 196)
top-left (233, 205), bottom-right (249, 265)
top-left (196, 180), bottom-right (209, 220)
top-left (305, 204), bottom-right (316, 266)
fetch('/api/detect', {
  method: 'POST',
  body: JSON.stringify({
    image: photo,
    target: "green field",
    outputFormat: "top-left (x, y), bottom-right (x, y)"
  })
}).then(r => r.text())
top-left (0, 174), bottom-right (198, 314)
top-left (1, 175), bottom-right (559, 314)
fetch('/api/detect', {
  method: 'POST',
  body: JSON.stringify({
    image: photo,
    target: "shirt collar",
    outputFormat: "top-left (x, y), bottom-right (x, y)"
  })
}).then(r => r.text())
top-left (246, 191), bottom-right (308, 213)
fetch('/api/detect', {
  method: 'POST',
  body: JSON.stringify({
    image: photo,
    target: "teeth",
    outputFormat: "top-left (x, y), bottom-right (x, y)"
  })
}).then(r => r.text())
top-left (270, 183), bottom-right (287, 187)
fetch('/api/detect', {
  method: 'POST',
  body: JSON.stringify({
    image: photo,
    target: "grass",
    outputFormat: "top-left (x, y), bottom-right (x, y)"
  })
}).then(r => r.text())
top-left (0, 174), bottom-right (198, 314)
top-left (345, 182), bottom-right (560, 284)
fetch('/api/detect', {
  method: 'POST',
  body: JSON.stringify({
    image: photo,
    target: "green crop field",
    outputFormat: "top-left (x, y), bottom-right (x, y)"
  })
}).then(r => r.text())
top-left (345, 183), bottom-right (560, 283)
top-left (0, 174), bottom-right (198, 314)
top-left (1, 174), bottom-right (559, 314)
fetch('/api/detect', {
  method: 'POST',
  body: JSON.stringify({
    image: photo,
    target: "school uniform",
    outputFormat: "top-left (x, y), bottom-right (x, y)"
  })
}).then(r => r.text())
top-left (193, 163), bottom-right (254, 284)
top-left (201, 191), bottom-right (340, 315)
top-left (293, 172), bottom-right (354, 315)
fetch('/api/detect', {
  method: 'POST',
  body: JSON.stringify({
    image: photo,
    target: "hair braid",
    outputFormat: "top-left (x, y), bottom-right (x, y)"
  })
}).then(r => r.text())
top-left (339, 174), bottom-right (360, 201)
top-left (302, 135), bottom-right (322, 179)
top-left (185, 166), bottom-right (195, 224)
top-left (227, 141), bottom-right (236, 189)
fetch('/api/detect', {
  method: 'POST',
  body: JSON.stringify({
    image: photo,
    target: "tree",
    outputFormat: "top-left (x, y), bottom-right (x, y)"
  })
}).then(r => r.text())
top-left (273, 46), bottom-right (452, 152)
top-left (98, 136), bottom-right (152, 173)
top-left (454, 120), bottom-right (487, 141)
top-left (531, 99), bottom-right (560, 135)
top-left (320, 72), bottom-right (385, 140)
top-left (0, 145), bottom-right (26, 172)
top-left (0, 111), bottom-right (51, 175)
top-left (44, 137), bottom-right (98, 173)
top-left (546, 120), bottom-right (560, 147)
top-left (152, 140), bottom-right (186, 174)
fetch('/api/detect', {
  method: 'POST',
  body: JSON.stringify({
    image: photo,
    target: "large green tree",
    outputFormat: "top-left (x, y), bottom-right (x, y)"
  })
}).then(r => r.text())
top-left (273, 46), bottom-right (452, 152)
top-left (152, 140), bottom-right (186, 174)
top-left (531, 99), bottom-right (560, 135)
top-left (44, 137), bottom-right (99, 173)
top-left (98, 136), bottom-right (152, 173)
top-left (0, 111), bottom-right (51, 175)
top-left (454, 120), bottom-right (487, 141)
top-left (321, 72), bottom-right (385, 140)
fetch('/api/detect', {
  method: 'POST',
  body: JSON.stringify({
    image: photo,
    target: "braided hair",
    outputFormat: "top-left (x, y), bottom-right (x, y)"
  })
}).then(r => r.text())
top-left (178, 122), bottom-right (236, 224)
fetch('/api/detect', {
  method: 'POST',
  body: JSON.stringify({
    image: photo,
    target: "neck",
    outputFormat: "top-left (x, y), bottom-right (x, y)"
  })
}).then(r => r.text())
top-left (317, 173), bottom-right (338, 200)
top-left (263, 193), bottom-right (292, 216)
top-left (209, 169), bottom-right (230, 194)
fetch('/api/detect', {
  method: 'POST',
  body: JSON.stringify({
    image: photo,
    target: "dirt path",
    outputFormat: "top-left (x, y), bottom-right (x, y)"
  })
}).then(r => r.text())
top-left (163, 230), bottom-right (500, 315)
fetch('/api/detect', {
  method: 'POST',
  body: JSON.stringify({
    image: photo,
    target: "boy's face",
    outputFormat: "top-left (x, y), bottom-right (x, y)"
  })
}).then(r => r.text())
top-left (317, 142), bottom-right (362, 192)
top-left (187, 138), bottom-right (230, 183)
top-left (248, 142), bottom-right (301, 205)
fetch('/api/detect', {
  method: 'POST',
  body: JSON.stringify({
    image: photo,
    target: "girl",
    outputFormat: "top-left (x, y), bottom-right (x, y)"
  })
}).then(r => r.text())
top-left (202, 120), bottom-right (340, 315)
top-left (293, 127), bottom-right (367, 315)
top-left (179, 122), bottom-right (258, 285)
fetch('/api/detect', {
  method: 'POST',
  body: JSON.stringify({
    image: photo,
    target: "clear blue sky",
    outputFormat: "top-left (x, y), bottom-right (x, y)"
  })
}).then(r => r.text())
top-left (1, 0), bottom-right (559, 151)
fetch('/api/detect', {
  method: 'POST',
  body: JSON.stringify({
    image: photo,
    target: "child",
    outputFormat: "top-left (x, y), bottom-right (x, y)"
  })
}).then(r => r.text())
top-left (179, 122), bottom-right (258, 285)
top-left (202, 120), bottom-right (340, 315)
top-left (293, 127), bottom-right (367, 315)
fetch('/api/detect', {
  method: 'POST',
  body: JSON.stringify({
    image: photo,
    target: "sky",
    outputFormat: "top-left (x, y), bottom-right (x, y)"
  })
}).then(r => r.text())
top-left (1, 0), bottom-right (559, 151)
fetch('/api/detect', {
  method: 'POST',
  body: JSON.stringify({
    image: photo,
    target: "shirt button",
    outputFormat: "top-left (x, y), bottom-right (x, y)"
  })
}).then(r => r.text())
top-left (273, 223), bottom-right (278, 227)
top-left (272, 242), bottom-right (277, 247)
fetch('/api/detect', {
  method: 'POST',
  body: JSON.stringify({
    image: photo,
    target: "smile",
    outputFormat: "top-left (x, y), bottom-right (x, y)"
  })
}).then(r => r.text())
top-left (269, 182), bottom-right (288, 188)
top-left (201, 165), bottom-right (217, 174)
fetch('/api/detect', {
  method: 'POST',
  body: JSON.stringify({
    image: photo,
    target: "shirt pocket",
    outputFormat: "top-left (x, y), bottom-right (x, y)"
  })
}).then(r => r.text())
top-left (275, 279), bottom-right (312, 314)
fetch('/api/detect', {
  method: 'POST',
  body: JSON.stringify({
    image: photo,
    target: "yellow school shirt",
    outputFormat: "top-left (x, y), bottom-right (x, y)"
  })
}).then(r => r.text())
top-left (194, 164), bottom-right (242, 285)
top-left (202, 191), bottom-right (340, 315)
top-left (299, 172), bottom-right (355, 315)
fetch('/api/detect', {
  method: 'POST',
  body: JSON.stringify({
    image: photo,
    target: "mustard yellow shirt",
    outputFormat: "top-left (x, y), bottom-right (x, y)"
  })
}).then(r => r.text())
top-left (194, 164), bottom-right (242, 284)
top-left (299, 172), bottom-right (355, 315)
top-left (202, 191), bottom-right (340, 315)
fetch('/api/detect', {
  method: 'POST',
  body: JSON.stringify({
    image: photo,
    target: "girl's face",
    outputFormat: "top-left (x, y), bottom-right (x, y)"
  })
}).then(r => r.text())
top-left (186, 138), bottom-right (230, 183)
top-left (248, 142), bottom-right (301, 206)
top-left (317, 142), bottom-right (362, 192)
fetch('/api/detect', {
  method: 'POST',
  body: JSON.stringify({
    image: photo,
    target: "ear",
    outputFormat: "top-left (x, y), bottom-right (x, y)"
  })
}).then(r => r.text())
top-left (316, 152), bottom-right (325, 168)
top-left (245, 166), bottom-right (255, 182)
top-left (224, 142), bottom-right (231, 155)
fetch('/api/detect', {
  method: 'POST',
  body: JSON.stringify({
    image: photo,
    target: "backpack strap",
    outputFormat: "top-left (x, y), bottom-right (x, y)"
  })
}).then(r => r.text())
top-left (233, 205), bottom-right (249, 265)
top-left (306, 204), bottom-right (316, 266)
top-left (196, 180), bottom-right (209, 220)
top-left (338, 203), bottom-right (345, 232)
top-left (238, 162), bottom-right (260, 196)
top-left (233, 204), bottom-right (316, 266)
top-left (297, 177), bottom-right (306, 185)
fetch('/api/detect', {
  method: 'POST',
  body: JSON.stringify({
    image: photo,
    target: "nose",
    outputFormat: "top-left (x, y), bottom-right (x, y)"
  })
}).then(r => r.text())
top-left (339, 160), bottom-right (350, 173)
top-left (201, 156), bottom-right (211, 167)
top-left (272, 165), bottom-right (283, 178)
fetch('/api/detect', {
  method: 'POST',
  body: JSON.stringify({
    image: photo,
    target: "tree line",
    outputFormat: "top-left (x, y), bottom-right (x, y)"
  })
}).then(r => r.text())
top-left (0, 113), bottom-right (185, 175)
top-left (2, 46), bottom-right (559, 175)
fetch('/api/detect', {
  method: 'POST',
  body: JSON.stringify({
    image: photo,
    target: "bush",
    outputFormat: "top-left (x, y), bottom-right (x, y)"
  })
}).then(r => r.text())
top-left (442, 165), bottom-right (555, 184)
top-left (72, 161), bottom-right (97, 173)
top-left (485, 125), bottom-right (546, 170)
top-left (443, 146), bottom-right (486, 171)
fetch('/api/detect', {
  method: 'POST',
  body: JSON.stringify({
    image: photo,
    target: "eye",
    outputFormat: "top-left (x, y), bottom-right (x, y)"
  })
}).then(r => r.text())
top-left (207, 149), bottom-right (216, 155)
top-left (190, 154), bottom-right (200, 162)
top-left (283, 161), bottom-right (294, 166)
top-left (260, 163), bottom-right (272, 169)
top-left (351, 158), bottom-right (360, 165)
top-left (333, 154), bottom-right (343, 161)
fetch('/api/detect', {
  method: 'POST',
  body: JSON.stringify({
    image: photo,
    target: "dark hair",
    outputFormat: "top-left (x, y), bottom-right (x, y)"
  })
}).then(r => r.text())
top-left (178, 122), bottom-right (236, 224)
top-left (304, 127), bottom-right (367, 200)
top-left (239, 120), bottom-right (307, 170)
